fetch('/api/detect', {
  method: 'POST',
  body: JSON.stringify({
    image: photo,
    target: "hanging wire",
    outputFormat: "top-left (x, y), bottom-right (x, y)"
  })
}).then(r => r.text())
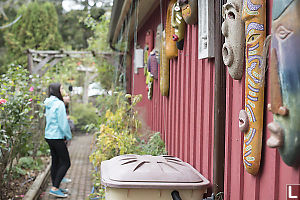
top-left (133, 0), bottom-right (139, 50)
top-left (159, 0), bottom-right (168, 143)
top-left (160, 0), bottom-right (164, 31)
top-left (114, 24), bottom-right (122, 88)
top-left (132, 0), bottom-right (140, 95)
top-left (121, 1), bottom-right (134, 92)
top-left (114, 14), bottom-right (126, 89)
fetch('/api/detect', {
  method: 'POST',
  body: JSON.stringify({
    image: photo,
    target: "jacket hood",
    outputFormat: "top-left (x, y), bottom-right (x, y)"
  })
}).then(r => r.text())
top-left (44, 96), bottom-right (60, 108)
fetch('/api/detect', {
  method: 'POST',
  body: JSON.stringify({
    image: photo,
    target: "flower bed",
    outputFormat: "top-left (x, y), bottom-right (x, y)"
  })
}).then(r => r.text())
top-left (5, 156), bottom-right (50, 199)
top-left (0, 65), bottom-right (50, 199)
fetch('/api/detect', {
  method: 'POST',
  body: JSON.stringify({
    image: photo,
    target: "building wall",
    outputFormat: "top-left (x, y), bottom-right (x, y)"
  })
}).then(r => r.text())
top-left (130, 1), bottom-right (300, 199)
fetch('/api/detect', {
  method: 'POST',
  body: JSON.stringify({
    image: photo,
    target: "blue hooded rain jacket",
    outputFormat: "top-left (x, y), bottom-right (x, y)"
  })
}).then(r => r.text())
top-left (44, 96), bottom-right (72, 140)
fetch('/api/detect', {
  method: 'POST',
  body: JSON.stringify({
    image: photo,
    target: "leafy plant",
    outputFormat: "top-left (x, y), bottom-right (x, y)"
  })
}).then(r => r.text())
top-left (71, 102), bottom-right (99, 132)
top-left (85, 14), bottom-right (117, 91)
top-left (89, 93), bottom-right (142, 166)
top-left (141, 132), bottom-right (167, 156)
top-left (89, 92), bottom-right (169, 199)
top-left (13, 166), bottom-right (27, 177)
top-left (0, 65), bottom-right (47, 198)
top-left (17, 156), bottom-right (43, 170)
top-left (4, 1), bottom-right (63, 67)
top-left (18, 157), bottom-right (35, 169)
top-left (89, 93), bottom-right (142, 199)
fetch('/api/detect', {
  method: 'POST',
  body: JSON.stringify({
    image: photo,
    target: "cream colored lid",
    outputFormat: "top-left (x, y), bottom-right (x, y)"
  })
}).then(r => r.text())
top-left (101, 154), bottom-right (210, 189)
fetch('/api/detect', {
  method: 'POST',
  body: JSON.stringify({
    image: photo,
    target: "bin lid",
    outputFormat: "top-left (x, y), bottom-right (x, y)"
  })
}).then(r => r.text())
top-left (101, 154), bottom-right (210, 189)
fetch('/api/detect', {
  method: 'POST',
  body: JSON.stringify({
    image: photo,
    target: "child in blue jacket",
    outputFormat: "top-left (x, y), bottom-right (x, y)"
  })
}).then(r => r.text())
top-left (44, 83), bottom-right (72, 198)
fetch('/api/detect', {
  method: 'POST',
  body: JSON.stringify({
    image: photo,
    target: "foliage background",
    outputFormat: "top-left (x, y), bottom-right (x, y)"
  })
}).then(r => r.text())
top-left (89, 93), bottom-right (167, 199)
top-left (0, 65), bottom-right (50, 198)
top-left (4, 1), bottom-right (63, 67)
top-left (0, 1), bottom-right (168, 199)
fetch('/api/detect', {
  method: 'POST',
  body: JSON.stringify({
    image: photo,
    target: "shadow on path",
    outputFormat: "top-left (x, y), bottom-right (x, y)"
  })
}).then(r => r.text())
top-left (40, 134), bottom-right (94, 200)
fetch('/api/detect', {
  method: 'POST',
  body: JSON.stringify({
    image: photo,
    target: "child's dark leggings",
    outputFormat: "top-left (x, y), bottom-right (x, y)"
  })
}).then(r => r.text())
top-left (46, 139), bottom-right (71, 188)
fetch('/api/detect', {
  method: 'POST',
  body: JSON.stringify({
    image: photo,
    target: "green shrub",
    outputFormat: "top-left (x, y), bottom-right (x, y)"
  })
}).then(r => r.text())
top-left (89, 93), bottom-right (142, 167)
top-left (13, 166), bottom-right (27, 177)
top-left (18, 156), bottom-right (43, 170)
top-left (0, 65), bottom-right (47, 198)
top-left (18, 157), bottom-right (35, 169)
top-left (71, 102), bottom-right (98, 132)
top-left (89, 93), bottom-right (169, 199)
top-left (141, 132), bottom-right (167, 156)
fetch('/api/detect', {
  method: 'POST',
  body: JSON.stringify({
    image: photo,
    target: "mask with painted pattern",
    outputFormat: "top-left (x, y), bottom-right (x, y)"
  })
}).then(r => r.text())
top-left (171, 2), bottom-right (186, 50)
top-left (179, 0), bottom-right (198, 25)
top-left (239, 0), bottom-right (266, 176)
top-left (267, 0), bottom-right (300, 167)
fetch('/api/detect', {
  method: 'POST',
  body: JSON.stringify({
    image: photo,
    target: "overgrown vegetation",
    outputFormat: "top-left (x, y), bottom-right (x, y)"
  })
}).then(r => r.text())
top-left (0, 1), bottom-right (63, 197)
top-left (0, 65), bottom-right (50, 199)
top-left (4, 1), bottom-right (63, 67)
top-left (89, 92), bottom-right (167, 199)
top-left (0, 1), bottom-right (167, 199)
top-left (85, 14), bottom-right (116, 91)
top-left (141, 132), bottom-right (168, 155)
top-left (71, 102), bottom-right (99, 132)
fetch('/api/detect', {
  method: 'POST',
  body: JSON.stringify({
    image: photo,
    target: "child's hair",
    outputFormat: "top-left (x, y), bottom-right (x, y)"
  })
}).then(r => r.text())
top-left (48, 83), bottom-right (64, 102)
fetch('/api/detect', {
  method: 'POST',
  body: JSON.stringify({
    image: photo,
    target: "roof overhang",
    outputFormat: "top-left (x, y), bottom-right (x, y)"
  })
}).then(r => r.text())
top-left (108, 0), bottom-right (160, 49)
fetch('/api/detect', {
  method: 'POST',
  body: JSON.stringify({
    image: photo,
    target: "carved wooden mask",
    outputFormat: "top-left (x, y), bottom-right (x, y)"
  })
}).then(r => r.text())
top-left (145, 29), bottom-right (154, 55)
top-left (171, 2), bottom-right (186, 50)
top-left (160, 30), bottom-right (169, 96)
top-left (179, 0), bottom-right (198, 24)
top-left (240, 0), bottom-right (266, 176)
top-left (166, 0), bottom-right (178, 59)
top-left (267, 0), bottom-right (300, 167)
top-left (222, 0), bottom-right (245, 80)
top-left (154, 24), bottom-right (162, 61)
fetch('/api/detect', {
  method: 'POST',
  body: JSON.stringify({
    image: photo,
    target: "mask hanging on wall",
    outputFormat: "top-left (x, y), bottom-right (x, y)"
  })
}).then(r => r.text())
top-left (160, 30), bottom-right (169, 96)
top-left (166, 0), bottom-right (178, 59)
top-left (144, 46), bottom-right (149, 75)
top-left (146, 71), bottom-right (154, 100)
top-left (171, 2), bottom-right (186, 50)
top-left (179, 0), bottom-right (198, 25)
top-left (267, 0), bottom-right (300, 167)
top-left (146, 29), bottom-right (154, 53)
top-left (222, 0), bottom-right (245, 80)
top-left (239, 0), bottom-right (266, 176)
top-left (144, 30), bottom-right (154, 75)
top-left (148, 51), bottom-right (159, 80)
top-left (154, 24), bottom-right (162, 62)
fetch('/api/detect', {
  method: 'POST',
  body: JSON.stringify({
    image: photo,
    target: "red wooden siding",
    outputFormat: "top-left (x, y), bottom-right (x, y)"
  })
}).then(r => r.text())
top-left (129, 1), bottom-right (300, 199)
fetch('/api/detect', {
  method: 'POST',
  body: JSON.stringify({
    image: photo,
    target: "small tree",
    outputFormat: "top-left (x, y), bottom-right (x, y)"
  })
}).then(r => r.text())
top-left (4, 1), bottom-right (63, 67)
top-left (86, 15), bottom-right (116, 91)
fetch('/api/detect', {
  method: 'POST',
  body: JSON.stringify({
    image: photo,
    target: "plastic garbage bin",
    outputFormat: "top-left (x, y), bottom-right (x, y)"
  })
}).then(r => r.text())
top-left (101, 154), bottom-right (210, 200)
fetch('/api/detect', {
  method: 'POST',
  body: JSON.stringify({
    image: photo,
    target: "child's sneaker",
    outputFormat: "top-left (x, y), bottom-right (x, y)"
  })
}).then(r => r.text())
top-left (62, 177), bottom-right (72, 183)
top-left (61, 178), bottom-right (72, 183)
top-left (49, 189), bottom-right (68, 198)
top-left (60, 188), bottom-right (69, 194)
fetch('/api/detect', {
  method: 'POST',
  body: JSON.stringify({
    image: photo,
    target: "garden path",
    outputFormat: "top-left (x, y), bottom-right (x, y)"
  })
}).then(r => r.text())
top-left (40, 134), bottom-right (94, 200)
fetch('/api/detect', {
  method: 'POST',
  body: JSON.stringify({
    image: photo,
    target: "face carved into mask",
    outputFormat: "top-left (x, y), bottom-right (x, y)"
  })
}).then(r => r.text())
top-left (240, 0), bottom-right (266, 176)
top-left (171, 2), bottom-right (186, 50)
top-left (267, 0), bottom-right (300, 167)
top-left (179, 0), bottom-right (198, 25)
top-left (166, 0), bottom-right (178, 59)
top-left (222, 0), bottom-right (245, 80)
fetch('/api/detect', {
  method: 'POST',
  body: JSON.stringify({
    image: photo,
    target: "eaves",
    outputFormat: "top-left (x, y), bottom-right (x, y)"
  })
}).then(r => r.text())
top-left (108, 0), bottom-right (160, 50)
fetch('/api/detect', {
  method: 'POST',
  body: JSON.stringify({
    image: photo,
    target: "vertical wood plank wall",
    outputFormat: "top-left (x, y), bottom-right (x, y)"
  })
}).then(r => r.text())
top-left (130, 1), bottom-right (300, 199)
